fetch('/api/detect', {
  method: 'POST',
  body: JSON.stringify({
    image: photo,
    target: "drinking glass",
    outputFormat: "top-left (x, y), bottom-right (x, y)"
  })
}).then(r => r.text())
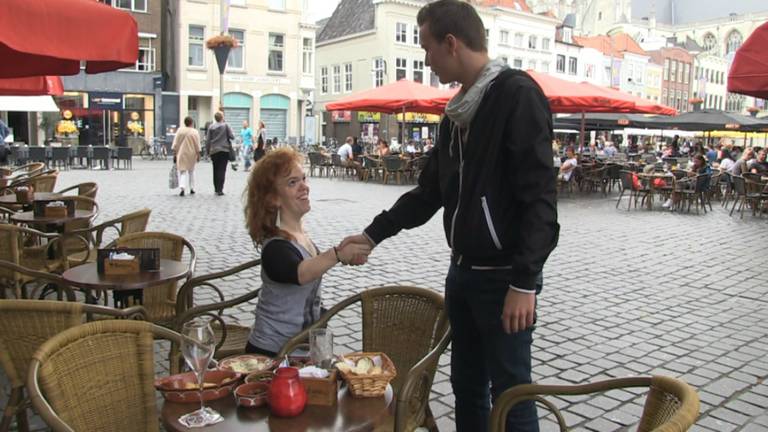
top-left (179, 318), bottom-right (222, 427)
top-left (309, 328), bottom-right (334, 368)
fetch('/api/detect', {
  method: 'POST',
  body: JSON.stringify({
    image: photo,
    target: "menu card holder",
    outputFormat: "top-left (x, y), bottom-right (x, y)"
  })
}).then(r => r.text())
top-left (33, 199), bottom-right (75, 217)
top-left (302, 369), bottom-right (339, 406)
top-left (96, 248), bottom-right (161, 275)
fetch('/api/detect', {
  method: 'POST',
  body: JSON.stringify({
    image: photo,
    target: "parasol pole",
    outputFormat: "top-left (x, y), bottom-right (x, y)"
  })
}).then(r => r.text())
top-left (401, 105), bottom-right (406, 148)
top-left (579, 111), bottom-right (586, 150)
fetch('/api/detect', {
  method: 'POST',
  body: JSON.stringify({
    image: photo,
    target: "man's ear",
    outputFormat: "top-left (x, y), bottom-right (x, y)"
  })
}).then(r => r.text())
top-left (445, 34), bottom-right (459, 56)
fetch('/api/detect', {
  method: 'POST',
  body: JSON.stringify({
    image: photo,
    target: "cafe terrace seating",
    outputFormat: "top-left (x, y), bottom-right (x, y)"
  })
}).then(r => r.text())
top-left (276, 286), bottom-right (451, 432)
top-left (63, 208), bottom-right (151, 269)
top-left (55, 182), bottom-right (98, 203)
top-left (168, 259), bottom-right (262, 373)
top-left (0, 225), bottom-right (66, 298)
top-left (114, 232), bottom-right (196, 326)
top-left (27, 320), bottom-right (174, 432)
top-left (489, 376), bottom-right (699, 432)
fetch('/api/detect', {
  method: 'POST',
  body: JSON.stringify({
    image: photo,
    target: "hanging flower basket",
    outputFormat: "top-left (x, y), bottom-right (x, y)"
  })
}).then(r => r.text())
top-left (206, 34), bottom-right (238, 49)
top-left (688, 97), bottom-right (704, 104)
top-left (746, 106), bottom-right (760, 113)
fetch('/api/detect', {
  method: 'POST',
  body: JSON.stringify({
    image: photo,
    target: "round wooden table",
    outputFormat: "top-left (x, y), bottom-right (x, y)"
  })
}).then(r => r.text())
top-left (10, 209), bottom-right (96, 226)
top-left (0, 192), bottom-right (62, 205)
top-left (62, 260), bottom-right (191, 292)
top-left (161, 386), bottom-right (394, 432)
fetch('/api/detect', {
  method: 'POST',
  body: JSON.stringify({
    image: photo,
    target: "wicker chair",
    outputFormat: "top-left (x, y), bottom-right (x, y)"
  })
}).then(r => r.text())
top-left (115, 232), bottom-right (196, 326)
top-left (55, 182), bottom-right (98, 202)
top-left (27, 320), bottom-right (176, 432)
top-left (169, 259), bottom-right (262, 373)
top-left (62, 208), bottom-right (151, 268)
top-left (382, 156), bottom-right (406, 185)
top-left (276, 286), bottom-right (451, 432)
top-left (489, 376), bottom-right (699, 432)
top-left (0, 299), bottom-right (146, 432)
top-left (0, 225), bottom-right (69, 298)
top-left (10, 163), bottom-right (45, 179)
top-left (0, 260), bottom-right (76, 302)
top-left (26, 173), bottom-right (59, 194)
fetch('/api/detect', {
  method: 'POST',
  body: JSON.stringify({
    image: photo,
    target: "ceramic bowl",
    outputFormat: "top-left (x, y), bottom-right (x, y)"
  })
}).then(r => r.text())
top-left (154, 369), bottom-right (240, 403)
top-left (235, 382), bottom-right (270, 408)
top-left (244, 370), bottom-right (274, 384)
top-left (219, 354), bottom-right (275, 375)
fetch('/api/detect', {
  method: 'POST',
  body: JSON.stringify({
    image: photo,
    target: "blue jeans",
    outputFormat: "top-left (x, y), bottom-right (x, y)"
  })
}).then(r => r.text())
top-left (446, 264), bottom-right (539, 432)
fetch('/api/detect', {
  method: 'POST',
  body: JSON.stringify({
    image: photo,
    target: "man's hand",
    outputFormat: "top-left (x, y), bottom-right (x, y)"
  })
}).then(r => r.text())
top-left (501, 289), bottom-right (535, 334)
top-left (338, 234), bottom-right (375, 266)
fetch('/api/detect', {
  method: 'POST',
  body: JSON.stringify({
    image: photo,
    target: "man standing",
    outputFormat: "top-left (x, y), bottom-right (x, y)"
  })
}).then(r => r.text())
top-left (205, 111), bottom-right (234, 196)
top-left (341, 1), bottom-right (559, 430)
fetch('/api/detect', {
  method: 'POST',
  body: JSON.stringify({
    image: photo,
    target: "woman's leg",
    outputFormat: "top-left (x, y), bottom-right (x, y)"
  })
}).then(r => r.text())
top-left (189, 168), bottom-right (195, 193)
top-left (178, 170), bottom-right (187, 195)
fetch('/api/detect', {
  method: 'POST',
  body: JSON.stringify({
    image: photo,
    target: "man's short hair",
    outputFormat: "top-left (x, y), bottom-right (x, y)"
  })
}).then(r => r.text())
top-left (184, 116), bottom-right (193, 127)
top-left (417, 0), bottom-right (487, 52)
top-left (214, 112), bottom-right (223, 122)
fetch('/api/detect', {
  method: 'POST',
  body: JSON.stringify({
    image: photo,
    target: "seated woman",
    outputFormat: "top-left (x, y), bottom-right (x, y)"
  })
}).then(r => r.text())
top-left (375, 138), bottom-right (390, 157)
top-left (663, 154), bottom-right (711, 209)
top-left (243, 148), bottom-right (371, 357)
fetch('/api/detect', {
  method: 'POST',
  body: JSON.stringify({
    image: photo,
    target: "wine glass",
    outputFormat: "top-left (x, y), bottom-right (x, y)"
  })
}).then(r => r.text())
top-left (179, 318), bottom-right (222, 427)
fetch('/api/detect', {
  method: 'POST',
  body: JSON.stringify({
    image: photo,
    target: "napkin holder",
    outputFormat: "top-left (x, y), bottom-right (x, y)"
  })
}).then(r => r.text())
top-left (33, 200), bottom-right (75, 217)
top-left (301, 369), bottom-right (338, 406)
top-left (97, 248), bottom-right (161, 275)
top-left (15, 187), bottom-right (34, 204)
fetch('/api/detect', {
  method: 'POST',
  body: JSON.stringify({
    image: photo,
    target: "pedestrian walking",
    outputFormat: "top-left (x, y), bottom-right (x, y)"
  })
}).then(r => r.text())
top-left (340, 1), bottom-right (559, 430)
top-left (241, 120), bottom-right (254, 171)
top-left (172, 116), bottom-right (201, 196)
top-left (253, 121), bottom-right (267, 164)
top-left (205, 111), bottom-right (234, 196)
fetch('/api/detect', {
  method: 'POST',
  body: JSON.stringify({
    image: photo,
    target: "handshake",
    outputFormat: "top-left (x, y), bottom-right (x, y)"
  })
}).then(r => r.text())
top-left (334, 234), bottom-right (375, 266)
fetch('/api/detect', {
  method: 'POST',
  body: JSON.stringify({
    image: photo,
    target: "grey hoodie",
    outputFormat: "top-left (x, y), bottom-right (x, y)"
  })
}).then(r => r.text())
top-left (206, 121), bottom-right (234, 155)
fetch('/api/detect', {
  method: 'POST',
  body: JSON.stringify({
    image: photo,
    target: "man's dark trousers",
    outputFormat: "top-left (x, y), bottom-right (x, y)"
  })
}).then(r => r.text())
top-left (446, 264), bottom-right (539, 432)
top-left (211, 151), bottom-right (229, 193)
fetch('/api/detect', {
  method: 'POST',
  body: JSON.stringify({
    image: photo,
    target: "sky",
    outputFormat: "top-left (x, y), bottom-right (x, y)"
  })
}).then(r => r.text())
top-left (306, 0), bottom-right (341, 22)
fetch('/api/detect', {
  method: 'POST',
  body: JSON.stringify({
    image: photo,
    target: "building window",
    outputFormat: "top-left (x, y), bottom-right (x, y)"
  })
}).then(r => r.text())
top-left (694, 66), bottom-right (699, 80)
top-left (320, 66), bottom-right (328, 94)
top-left (344, 63), bottom-right (352, 92)
top-left (683, 63), bottom-right (689, 84)
top-left (188, 25), bottom-right (204, 67)
top-left (568, 57), bottom-right (577, 75)
top-left (413, 60), bottom-right (424, 83)
top-left (134, 37), bottom-right (155, 71)
top-left (513, 58), bottom-right (523, 69)
top-left (413, 25), bottom-right (420, 45)
top-left (662, 88), bottom-right (667, 105)
top-left (528, 59), bottom-right (536, 70)
top-left (396, 57), bottom-right (407, 80)
top-left (302, 38), bottom-right (313, 75)
top-left (500, 56), bottom-right (508, 65)
top-left (268, 0), bottom-right (286, 10)
top-left (726, 30), bottom-right (743, 55)
top-left (226, 29), bottom-right (244, 70)
top-left (663, 58), bottom-right (669, 81)
top-left (268, 33), bottom-right (284, 72)
top-left (114, 0), bottom-right (146, 13)
top-left (332, 65), bottom-right (341, 93)
top-left (429, 68), bottom-right (439, 87)
top-left (542, 38), bottom-right (550, 51)
top-left (598, 11), bottom-right (602, 20)
top-left (541, 61), bottom-right (550, 73)
top-left (373, 58), bottom-right (385, 87)
top-left (514, 33), bottom-right (523, 48)
top-left (396, 23), bottom-right (407, 43)
top-left (556, 54), bottom-right (565, 73)
top-left (670, 60), bottom-right (677, 82)
top-left (500, 30), bottom-right (509, 45)
top-left (528, 35), bottom-right (537, 49)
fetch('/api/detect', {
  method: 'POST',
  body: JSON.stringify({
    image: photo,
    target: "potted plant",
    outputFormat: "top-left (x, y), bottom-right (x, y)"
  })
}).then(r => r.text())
top-left (688, 97), bottom-right (704, 111)
top-left (207, 34), bottom-right (238, 75)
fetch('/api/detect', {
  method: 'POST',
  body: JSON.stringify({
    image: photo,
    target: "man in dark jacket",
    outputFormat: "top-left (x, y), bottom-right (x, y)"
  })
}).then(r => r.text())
top-left (340, 1), bottom-right (559, 430)
top-left (205, 111), bottom-right (234, 196)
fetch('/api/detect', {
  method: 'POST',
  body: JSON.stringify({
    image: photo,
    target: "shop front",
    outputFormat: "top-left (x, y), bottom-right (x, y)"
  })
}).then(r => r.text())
top-left (396, 112), bottom-right (440, 143)
top-left (53, 91), bottom-right (155, 149)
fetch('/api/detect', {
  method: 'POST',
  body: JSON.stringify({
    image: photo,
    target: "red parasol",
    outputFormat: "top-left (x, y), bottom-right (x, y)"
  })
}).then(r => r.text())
top-left (0, 0), bottom-right (138, 78)
top-left (326, 79), bottom-right (455, 115)
top-left (727, 21), bottom-right (768, 99)
top-left (0, 76), bottom-right (63, 96)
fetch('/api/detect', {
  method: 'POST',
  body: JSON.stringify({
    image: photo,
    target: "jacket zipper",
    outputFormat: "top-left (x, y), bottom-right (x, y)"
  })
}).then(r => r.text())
top-left (480, 196), bottom-right (503, 250)
top-left (449, 124), bottom-right (463, 256)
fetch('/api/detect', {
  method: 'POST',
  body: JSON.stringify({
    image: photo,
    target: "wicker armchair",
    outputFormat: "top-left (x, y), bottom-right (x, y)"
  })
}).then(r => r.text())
top-left (26, 173), bottom-right (59, 194)
top-left (0, 260), bottom-right (76, 301)
top-left (10, 163), bottom-right (45, 180)
top-left (115, 232), bottom-right (196, 326)
top-left (276, 286), bottom-right (451, 432)
top-left (169, 259), bottom-right (262, 373)
top-left (489, 376), bottom-right (699, 432)
top-left (55, 182), bottom-right (98, 202)
top-left (0, 225), bottom-right (70, 298)
top-left (382, 156), bottom-right (406, 185)
top-left (27, 320), bottom-right (176, 432)
top-left (62, 208), bottom-right (151, 268)
top-left (0, 300), bottom-right (145, 432)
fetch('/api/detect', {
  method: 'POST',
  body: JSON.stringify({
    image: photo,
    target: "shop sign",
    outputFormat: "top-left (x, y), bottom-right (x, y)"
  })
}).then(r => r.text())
top-left (357, 112), bottom-right (381, 122)
top-left (331, 111), bottom-right (351, 122)
top-left (396, 112), bottom-right (441, 123)
top-left (89, 92), bottom-right (123, 110)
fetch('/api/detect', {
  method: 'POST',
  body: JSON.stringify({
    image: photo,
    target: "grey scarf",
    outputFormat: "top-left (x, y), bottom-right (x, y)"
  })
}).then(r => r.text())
top-left (445, 58), bottom-right (508, 128)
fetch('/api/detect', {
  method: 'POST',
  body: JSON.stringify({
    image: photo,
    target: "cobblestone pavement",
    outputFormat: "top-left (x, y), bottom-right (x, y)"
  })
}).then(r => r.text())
top-left (3, 158), bottom-right (768, 431)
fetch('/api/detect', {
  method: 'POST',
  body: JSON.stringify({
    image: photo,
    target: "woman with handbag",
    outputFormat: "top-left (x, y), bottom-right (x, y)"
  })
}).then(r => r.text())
top-left (172, 116), bottom-right (201, 196)
top-left (205, 111), bottom-right (234, 196)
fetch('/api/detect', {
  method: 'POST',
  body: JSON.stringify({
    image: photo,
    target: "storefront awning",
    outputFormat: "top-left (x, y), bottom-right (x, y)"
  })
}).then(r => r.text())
top-left (0, 96), bottom-right (59, 112)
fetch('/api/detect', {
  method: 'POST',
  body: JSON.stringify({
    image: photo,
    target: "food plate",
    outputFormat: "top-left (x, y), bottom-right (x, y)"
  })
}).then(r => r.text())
top-left (154, 369), bottom-right (240, 403)
top-left (219, 354), bottom-right (275, 374)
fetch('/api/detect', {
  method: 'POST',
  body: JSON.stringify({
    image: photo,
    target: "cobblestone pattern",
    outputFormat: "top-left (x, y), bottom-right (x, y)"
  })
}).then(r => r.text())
top-left (2, 159), bottom-right (767, 431)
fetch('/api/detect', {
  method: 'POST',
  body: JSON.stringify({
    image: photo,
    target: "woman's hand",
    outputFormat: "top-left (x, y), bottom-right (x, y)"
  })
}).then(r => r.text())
top-left (336, 242), bottom-right (371, 266)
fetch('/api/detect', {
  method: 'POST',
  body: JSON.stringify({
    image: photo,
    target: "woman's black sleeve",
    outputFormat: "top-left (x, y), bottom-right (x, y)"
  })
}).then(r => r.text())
top-left (262, 240), bottom-right (303, 284)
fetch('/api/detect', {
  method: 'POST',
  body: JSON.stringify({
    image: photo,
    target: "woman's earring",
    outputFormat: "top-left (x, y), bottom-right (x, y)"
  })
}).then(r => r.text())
top-left (275, 208), bottom-right (281, 229)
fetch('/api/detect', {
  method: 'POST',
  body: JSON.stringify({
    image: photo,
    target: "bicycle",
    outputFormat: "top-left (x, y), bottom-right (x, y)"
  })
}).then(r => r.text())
top-left (140, 137), bottom-right (168, 160)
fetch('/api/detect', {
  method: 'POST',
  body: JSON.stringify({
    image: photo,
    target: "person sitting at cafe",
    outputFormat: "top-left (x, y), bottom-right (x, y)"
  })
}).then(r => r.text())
top-left (405, 140), bottom-right (418, 154)
top-left (351, 137), bottom-right (364, 158)
top-left (663, 154), bottom-right (711, 209)
top-left (717, 150), bottom-right (735, 172)
top-left (375, 138), bottom-right (390, 157)
top-left (749, 149), bottom-right (768, 175)
top-left (423, 137), bottom-right (434, 153)
top-left (558, 146), bottom-right (577, 182)
top-left (603, 141), bottom-right (618, 157)
top-left (338, 136), bottom-right (363, 180)
top-left (243, 149), bottom-right (371, 357)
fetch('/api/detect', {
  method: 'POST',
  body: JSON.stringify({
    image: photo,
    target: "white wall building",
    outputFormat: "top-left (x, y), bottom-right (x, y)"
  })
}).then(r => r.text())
top-left (484, 6), bottom-right (558, 74)
top-left (176, 0), bottom-right (316, 143)
top-left (693, 54), bottom-right (728, 111)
